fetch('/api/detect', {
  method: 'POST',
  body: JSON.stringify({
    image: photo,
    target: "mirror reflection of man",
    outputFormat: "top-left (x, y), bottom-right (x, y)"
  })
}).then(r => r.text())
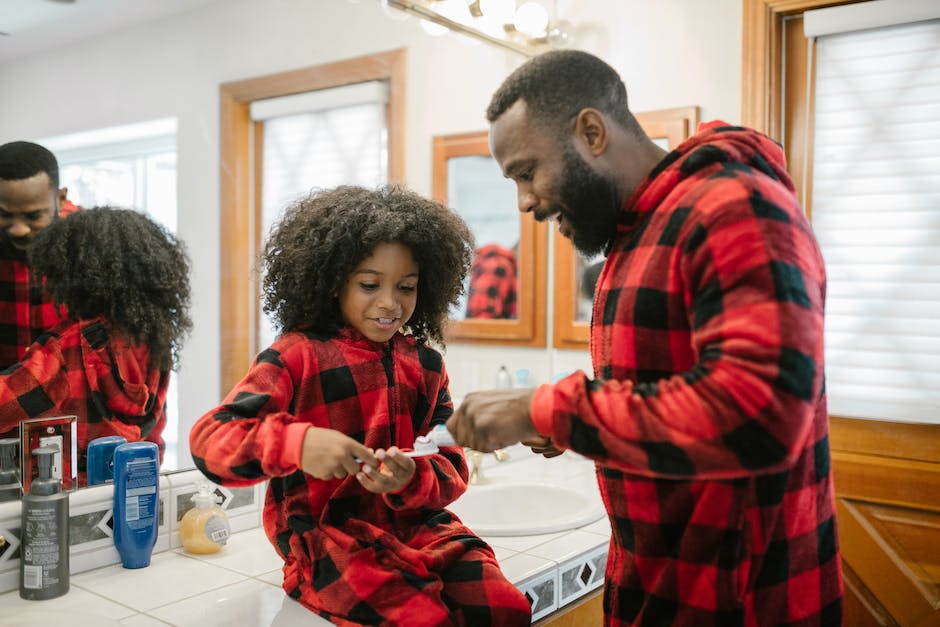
top-left (0, 141), bottom-right (71, 372)
top-left (464, 241), bottom-right (519, 319)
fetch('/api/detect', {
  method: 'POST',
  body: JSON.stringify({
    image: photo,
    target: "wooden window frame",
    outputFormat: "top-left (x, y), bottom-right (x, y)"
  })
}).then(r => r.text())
top-left (432, 131), bottom-right (548, 347)
top-left (218, 48), bottom-right (406, 397)
top-left (552, 106), bottom-right (699, 350)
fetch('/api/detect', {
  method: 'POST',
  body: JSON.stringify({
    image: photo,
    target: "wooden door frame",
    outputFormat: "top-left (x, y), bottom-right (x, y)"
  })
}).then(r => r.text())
top-left (218, 48), bottom-right (406, 397)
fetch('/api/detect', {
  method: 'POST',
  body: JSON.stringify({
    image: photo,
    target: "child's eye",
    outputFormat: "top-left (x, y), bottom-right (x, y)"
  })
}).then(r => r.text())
top-left (359, 283), bottom-right (379, 291)
top-left (399, 284), bottom-right (417, 293)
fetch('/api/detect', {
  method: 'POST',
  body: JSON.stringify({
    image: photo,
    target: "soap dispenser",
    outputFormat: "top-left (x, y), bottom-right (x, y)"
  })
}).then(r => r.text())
top-left (494, 365), bottom-right (513, 389)
top-left (179, 481), bottom-right (230, 554)
top-left (0, 438), bottom-right (20, 503)
top-left (20, 446), bottom-right (69, 600)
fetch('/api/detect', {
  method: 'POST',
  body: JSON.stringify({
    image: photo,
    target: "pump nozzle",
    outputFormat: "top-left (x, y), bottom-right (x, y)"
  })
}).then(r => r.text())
top-left (30, 446), bottom-right (62, 496)
top-left (191, 480), bottom-right (222, 509)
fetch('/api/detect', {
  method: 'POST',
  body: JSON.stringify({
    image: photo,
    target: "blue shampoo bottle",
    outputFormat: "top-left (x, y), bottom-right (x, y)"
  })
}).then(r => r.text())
top-left (86, 436), bottom-right (127, 486)
top-left (112, 442), bottom-right (159, 569)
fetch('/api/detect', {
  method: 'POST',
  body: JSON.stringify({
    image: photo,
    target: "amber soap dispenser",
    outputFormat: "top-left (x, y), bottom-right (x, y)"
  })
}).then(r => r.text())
top-left (180, 481), bottom-right (231, 554)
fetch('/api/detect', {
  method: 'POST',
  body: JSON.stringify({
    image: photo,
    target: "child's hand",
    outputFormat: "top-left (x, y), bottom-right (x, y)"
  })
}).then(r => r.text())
top-left (356, 447), bottom-right (416, 494)
top-left (301, 427), bottom-right (379, 480)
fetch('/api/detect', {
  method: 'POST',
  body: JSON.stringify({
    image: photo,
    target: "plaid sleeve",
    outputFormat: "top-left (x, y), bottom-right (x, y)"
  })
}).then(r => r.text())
top-left (384, 366), bottom-right (469, 511)
top-left (0, 333), bottom-right (70, 433)
top-left (189, 345), bottom-right (302, 487)
top-left (532, 172), bottom-right (826, 480)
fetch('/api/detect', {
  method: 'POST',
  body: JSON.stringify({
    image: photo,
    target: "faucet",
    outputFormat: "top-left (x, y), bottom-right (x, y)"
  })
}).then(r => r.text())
top-left (467, 448), bottom-right (510, 485)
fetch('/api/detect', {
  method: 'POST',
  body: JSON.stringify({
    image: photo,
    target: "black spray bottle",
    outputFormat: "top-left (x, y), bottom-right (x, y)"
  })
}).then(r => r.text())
top-left (20, 446), bottom-right (69, 600)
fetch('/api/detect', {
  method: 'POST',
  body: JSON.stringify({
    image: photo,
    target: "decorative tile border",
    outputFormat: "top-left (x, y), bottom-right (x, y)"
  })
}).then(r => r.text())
top-left (517, 568), bottom-right (558, 622)
top-left (557, 544), bottom-right (607, 608)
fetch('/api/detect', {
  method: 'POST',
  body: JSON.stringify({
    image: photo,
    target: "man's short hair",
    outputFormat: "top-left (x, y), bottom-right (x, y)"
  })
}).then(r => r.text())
top-left (0, 141), bottom-right (60, 190)
top-left (486, 50), bottom-right (637, 137)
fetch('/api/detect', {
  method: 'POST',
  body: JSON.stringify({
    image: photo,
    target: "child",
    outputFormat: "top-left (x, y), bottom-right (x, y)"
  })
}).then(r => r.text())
top-left (190, 185), bottom-right (531, 626)
top-left (0, 207), bottom-right (192, 484)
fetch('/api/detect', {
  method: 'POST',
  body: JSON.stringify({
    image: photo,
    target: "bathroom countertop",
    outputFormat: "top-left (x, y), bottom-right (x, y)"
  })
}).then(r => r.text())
top-left (1, 448), bottom-right (610, 626)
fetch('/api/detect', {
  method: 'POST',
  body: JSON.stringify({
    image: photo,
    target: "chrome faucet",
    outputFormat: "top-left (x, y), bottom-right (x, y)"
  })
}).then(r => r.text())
top-left (467, 448), bottom-right (510, 485)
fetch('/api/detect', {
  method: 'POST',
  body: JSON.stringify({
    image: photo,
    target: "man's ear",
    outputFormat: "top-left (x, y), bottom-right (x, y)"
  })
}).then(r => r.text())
top-left (574, 108), bottom-right (609, 156)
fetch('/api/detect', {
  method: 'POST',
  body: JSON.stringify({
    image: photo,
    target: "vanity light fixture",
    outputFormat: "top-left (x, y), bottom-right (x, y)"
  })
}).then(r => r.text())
top-left (381, 0), bottom-right (572, 57)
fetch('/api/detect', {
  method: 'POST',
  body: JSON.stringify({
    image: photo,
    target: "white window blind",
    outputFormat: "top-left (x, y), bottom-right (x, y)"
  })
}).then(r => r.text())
top-left (809, 15), bottom-right (940, 424)
top-left (252, 82), bottom-right (389, 348)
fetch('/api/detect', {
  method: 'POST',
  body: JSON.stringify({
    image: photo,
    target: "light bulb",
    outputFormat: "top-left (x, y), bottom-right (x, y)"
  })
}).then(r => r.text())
top-left (513, 1), bottom-right (548, 38)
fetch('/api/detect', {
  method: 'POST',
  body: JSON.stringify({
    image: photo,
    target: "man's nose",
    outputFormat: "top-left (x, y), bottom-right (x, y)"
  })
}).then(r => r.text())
top-left (6, 220), bottom-right (29, 238)
top-left (518, 190), bottom-right (538, 213)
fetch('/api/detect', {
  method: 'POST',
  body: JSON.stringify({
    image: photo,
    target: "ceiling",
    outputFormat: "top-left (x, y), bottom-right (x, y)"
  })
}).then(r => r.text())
top-left (0, 0), bottom-right (219, 63)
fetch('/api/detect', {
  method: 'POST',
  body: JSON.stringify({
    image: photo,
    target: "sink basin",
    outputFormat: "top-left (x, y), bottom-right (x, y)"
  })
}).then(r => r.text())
top-left (448, 481), bottom-right (605, 536)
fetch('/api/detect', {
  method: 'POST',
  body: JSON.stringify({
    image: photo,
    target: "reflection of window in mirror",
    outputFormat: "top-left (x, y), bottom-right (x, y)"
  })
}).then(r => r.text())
top-left (39, 118), bottom-right (182, 468)
top-left (432, 131), bottom-right (547, 346)
top-left (553, 106), bottom-right (699, 349)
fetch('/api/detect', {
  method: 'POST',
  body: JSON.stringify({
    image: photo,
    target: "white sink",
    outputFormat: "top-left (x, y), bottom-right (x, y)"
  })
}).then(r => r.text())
top-left (448, 481), bottom-right (606, 536)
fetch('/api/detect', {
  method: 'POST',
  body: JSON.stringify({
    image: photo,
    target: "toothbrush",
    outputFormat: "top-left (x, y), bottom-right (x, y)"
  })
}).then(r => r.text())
top-left (357, 425), bottom-right (456, 461)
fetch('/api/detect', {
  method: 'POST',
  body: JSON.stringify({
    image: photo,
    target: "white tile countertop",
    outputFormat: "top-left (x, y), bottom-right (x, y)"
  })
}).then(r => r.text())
top-left (0, 447), bottom-right (610, 626)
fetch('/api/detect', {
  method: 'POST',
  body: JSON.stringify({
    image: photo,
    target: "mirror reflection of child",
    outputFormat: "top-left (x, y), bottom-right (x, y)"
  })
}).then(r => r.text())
top-left (190, 185), bottom-right (531, 626)
top-left (0, 207), bottom-right (192, 485)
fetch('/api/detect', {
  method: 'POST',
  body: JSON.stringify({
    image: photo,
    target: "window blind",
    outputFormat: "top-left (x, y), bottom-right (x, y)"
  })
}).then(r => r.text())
top-left (252, 82), bottom-right (389, 348)
top-left (809, 17), bottom-right (940, 423)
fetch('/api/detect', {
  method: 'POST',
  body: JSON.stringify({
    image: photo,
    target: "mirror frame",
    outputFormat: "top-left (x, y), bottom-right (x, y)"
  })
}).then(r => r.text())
top-left (432, 131), bottom-right (548, 347)
top-left (552, 106), bottom-right (700, 349)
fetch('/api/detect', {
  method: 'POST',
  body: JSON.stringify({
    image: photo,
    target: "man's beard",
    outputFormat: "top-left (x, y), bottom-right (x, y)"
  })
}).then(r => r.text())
top-left (553, 146), bottom-right (623, 257)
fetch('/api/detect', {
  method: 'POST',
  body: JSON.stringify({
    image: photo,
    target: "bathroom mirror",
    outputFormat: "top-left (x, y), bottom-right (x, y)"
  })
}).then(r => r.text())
top-left (432, 131), bottom-right (548, 346)
top-left (553, 106), bottom-right (700, 349)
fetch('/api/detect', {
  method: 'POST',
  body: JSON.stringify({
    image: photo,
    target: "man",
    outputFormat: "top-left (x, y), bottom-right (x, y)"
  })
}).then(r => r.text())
top-left (447, 51), bottom-right (842, 626)
top-left (0, 141), bottom-right (70, 373)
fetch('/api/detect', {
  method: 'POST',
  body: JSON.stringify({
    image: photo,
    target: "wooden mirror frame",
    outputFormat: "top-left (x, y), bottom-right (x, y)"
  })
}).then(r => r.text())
top-left (552, 106), bottom-right (700, 349)
top-left (432, 131), bottom-right (548, 347)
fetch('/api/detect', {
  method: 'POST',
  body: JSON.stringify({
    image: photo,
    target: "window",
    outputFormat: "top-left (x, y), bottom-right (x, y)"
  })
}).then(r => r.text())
top-left (806, 6), bottom-right (940, 423)
top-left (251, 83), bottom-right (389, 348)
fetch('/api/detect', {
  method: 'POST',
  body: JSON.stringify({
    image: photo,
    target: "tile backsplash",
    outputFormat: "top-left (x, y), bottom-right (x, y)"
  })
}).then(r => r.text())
top-left (0, 472), bottom-right (264, 594)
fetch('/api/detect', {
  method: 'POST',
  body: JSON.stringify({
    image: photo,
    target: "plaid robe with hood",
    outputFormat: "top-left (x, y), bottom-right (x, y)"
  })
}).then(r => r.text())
top-left (530, 122), bottom-right (842, 626)
top-left (0, 316), bottom-right (168, 483)
top-left (190, 327), bottom-right (530, 627)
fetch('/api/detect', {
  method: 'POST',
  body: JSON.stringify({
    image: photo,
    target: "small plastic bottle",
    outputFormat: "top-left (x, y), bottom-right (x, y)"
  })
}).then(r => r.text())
top-left (494, 365), bottom-right (513, 389)
top-left (179, 481), bottom-right (231, 554)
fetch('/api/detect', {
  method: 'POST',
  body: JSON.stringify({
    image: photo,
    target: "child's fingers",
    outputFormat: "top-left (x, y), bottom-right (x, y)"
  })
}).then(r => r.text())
top-left (382, 447), bottom-right (415, 474)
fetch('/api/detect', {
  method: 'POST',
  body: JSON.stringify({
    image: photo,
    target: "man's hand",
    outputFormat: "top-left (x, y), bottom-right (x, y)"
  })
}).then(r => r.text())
top-left (300, 427), bottom-right (379, 480)
top-left (446, 388), bottom-right (541, 452)
top-left (526, 434), bottom-right (565, 458)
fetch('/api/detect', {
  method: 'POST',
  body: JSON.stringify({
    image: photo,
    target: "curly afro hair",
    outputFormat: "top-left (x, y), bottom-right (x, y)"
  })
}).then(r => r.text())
top-left (28, 207), bottom-right (192, 371)
top-left (261, 185), bottom-right (474, 346)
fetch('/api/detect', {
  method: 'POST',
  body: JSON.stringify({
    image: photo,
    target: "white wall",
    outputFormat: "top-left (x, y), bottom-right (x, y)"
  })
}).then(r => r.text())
top-left (0, 0), bottom-right (741, 469)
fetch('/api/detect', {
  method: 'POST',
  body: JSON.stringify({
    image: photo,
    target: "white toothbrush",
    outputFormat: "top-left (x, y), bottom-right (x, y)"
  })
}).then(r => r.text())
top-left (359, 424), bottom-right (456, 460)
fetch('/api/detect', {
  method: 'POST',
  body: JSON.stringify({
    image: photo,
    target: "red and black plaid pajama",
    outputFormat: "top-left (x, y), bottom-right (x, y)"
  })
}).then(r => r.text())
top-left (190, 328), bottom-right (530, 626)
top-left (0, 317), bottom-right (168, 483)
top-left (0, 245), bottom-right (67, 370)
top-left (465, 243), bottom-right (518, 319)
top-left (531, 122), bottom-right (842, 626)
